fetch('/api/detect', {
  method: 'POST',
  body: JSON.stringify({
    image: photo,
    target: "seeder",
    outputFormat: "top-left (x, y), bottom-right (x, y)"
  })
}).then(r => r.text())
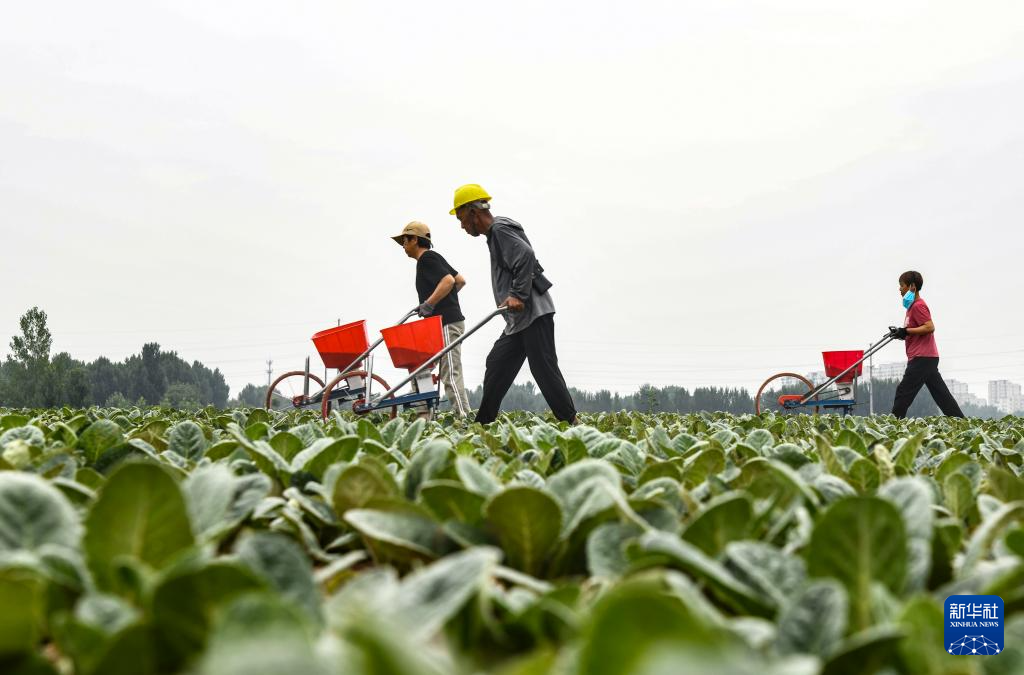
top-left (266, 307), bottom-right (506, 420)
top-left (754, 331), bottom-right (898, 416)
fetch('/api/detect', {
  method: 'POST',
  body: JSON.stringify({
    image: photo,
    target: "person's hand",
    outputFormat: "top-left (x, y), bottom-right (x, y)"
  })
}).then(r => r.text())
top-left (417, 302), bottom-right (434, 318)
top-left (888, 326), bottom-right (907, 340)
top-left (504, 296), bottom-right (525, 313)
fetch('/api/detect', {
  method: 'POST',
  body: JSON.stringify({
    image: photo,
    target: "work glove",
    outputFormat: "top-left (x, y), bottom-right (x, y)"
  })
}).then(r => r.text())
top-left (416, 302), bottom-right (434, 318)
top-left (888, 326), bottom-right (908, 340)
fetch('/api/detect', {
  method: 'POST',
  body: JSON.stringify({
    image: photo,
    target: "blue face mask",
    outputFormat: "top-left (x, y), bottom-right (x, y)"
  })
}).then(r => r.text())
top-left (902, 290), bottom-right (915, 310)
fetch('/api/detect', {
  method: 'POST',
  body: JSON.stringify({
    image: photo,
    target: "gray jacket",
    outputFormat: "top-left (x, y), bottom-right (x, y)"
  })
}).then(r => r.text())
top-left (486, 216), bottom-right (555, 335)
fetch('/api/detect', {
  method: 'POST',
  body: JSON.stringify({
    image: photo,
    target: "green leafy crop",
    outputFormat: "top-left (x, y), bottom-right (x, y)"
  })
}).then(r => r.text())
top-left (0, 406), bottom-right (1022, 674)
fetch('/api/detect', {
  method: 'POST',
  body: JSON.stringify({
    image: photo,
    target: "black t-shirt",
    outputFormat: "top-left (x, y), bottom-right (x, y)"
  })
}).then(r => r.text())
top-left (416, 250), bottom-right (464, 325)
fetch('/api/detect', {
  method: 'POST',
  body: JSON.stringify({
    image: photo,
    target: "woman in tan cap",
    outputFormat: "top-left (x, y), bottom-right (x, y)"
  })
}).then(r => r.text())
top-left (392, 221), bottom-right (471, 417)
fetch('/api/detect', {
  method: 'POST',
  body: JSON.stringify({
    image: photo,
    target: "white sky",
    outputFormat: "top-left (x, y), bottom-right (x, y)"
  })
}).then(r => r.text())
top-left (2, 1), bottom-right (1023, 403)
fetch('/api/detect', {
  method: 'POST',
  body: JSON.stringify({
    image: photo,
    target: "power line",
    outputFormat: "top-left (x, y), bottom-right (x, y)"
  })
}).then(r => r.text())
top-left (55, 317), bottom-right (328, 335)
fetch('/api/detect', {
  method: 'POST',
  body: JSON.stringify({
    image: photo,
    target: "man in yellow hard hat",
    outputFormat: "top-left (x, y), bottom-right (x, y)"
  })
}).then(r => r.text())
top-left (451, 184), bottom-right (577, 424)
top-left (391, 221), bottom-right (471, 418)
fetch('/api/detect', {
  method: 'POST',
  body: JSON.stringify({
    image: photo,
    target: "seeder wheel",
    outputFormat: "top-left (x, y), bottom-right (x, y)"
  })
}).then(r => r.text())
top-left (265, 371), bottom-right (326, 411)
top-left (321, 370), bottom-right (397, 420)
top-left (754, 372), bottom-right (819, 416)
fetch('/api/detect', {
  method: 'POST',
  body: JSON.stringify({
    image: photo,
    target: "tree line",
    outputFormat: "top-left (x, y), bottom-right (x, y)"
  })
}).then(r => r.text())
top-left (0, 307), bottom-right (229, 409)
top-left (464, 382), bottom-right (756, 416)
top-left (1, 307), bottom-right (1008, 418)
top-left (464, 379), bottom-right (1005, 418)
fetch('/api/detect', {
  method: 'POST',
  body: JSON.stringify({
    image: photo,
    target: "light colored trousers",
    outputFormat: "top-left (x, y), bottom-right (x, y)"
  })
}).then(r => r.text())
top-left (439, 321), bottom-right (471, 417)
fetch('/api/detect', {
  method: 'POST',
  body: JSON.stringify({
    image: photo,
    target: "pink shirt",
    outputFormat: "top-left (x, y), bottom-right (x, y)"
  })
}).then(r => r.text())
top-left (905, 298), bottom-right (939, 360)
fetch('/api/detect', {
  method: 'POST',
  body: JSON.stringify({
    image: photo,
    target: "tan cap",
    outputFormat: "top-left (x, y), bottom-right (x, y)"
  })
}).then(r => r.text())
top-left (391, 220), bottom-right (432, 245)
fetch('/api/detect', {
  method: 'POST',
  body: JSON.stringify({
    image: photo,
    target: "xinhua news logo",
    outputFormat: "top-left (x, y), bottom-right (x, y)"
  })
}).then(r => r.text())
top-left (944, 595), bottom-right (1004, 656)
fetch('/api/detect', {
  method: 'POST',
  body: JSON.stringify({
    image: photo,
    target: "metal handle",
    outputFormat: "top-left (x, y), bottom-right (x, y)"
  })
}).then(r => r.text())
top-left (799, 332), bottom-right (896, 404)
top-left (372, 306), bottom-right (508, 403)
top-left (303, 356), bottom-right (311, 398)
top-left (335, 308), bottom-right (418, 376)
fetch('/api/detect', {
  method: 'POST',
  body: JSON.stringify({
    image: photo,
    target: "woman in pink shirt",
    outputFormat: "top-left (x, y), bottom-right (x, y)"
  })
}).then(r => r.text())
top-left (889, 271), bottom-right (964, 419)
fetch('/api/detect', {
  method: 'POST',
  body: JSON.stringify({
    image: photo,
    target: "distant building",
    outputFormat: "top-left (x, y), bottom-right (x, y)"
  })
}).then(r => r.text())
top-left (989, 380), bottom-right (1018, 401)
top-left (988, 380), bottom-right (1023, 414)
top-left (871, 362), bottom-right (906, 380)
top-left (962, 393), bottom-right (987, 408)
top-left (947, 380), bottom-right (987, 409)
top-left (947, 379), bottom-right (969, 397)
top-left (806, 360), bottom-right (906, 385)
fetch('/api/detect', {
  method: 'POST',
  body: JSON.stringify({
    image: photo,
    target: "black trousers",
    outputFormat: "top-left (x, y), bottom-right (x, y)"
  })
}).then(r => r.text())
top-left (891, 357), bottom-right (965, 419)
top-left (476, 313), bottom-right (577, 424)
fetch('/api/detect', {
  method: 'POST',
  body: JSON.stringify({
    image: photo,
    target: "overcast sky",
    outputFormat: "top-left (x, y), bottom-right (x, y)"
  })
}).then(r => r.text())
top-left (3, 1), bottom-right (1023, 405)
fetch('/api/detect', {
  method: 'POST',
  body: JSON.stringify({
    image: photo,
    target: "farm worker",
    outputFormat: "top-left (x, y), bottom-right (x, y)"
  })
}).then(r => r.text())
top-left (451, 184), bottom-right (577, 425)
top-left (887, 270), bottom-right (964, 419)
top-left (391, 221), bottom-right (471, 417)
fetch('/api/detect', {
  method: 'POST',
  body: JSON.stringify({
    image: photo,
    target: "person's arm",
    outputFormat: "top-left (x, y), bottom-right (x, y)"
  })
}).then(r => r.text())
top-left (906, 302), bottom-right (935, 335)
top-left (907, 320), bottom-right (934, 335)
top-left (494, 227), bottom-right (536, 310)
top-left (415, 253), bottom-right (457, 316)
top-left (453, 273), bottom-right (466, 292)
top-left (424, 275), bottom-right (456, 307)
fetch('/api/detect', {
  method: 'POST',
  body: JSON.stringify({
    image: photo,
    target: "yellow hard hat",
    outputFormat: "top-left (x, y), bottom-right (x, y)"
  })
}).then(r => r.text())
top-left (450, 184), bottom-right (492, 215)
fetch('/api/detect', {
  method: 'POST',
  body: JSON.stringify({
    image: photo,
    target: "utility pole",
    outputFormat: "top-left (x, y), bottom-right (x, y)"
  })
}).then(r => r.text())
top-left (266, 359), bottom-right (273, 388)
top-left (868, 346), bottom-right (874, 416)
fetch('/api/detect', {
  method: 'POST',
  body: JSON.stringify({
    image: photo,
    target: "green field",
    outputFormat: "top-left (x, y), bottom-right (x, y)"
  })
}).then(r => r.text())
top-left (1, 407), bottom-right (1022, 674)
